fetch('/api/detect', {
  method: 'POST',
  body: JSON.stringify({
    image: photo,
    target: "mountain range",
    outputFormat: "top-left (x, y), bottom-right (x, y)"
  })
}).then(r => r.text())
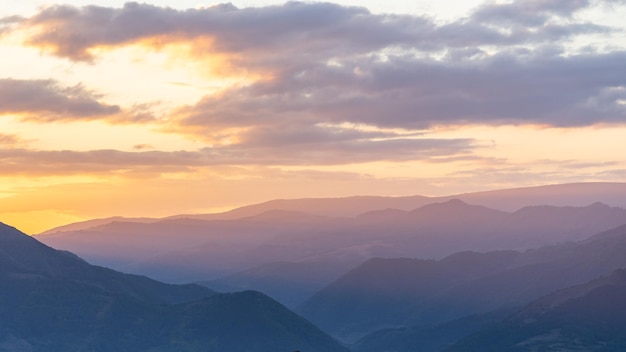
top-left (447, 269), bottom-right (626, 351)
top-left (0, 222), bottom-right (348, 352)
top-left (5, 182), bottom-right (626, 351)
top-left (298, 223), bottom-right (626, 344)
top-left (37, 187), bottom-right (626, 309)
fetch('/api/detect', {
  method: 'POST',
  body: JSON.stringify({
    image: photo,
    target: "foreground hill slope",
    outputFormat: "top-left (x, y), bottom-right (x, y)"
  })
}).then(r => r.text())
top-left (0, 222), bottom-right (212, 304)
top-left (0, 222), bottom-right (349, 352)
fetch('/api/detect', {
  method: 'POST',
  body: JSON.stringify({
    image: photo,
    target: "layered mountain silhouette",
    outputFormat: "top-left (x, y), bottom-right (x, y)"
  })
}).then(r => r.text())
top-left (0, 222), bottom-right (348, 352)
top-left (352, 309), bottom-right (513, 352)
top-left (40, 182), bottom-right (626, 235)
top-left (37, 197), bottom-right (626, 308)
top-left (204, 260), bottom-right (349, 308)
top-left (9, 182), bottom-right (626, 351)
top-left (447, 269), bottom-right (626, 351)
top-left (298, 224), bottom-right (626, 342)
top-left (297, 251), bottom-right (525, 342)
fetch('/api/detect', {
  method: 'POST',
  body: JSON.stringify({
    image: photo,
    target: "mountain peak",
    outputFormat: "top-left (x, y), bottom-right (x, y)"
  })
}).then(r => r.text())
top-left (0, 221), bottom-right (23, 236)
top-left (409, 199), bottom-right (506, 220)
top-left (587, 201), bottom-right (610, 209)
top-left (445, 198), bottom-right (468, 205)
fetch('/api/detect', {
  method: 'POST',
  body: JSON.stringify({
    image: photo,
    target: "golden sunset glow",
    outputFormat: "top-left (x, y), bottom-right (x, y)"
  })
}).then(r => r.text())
top-left (1, 0), bottom-right (625, 234)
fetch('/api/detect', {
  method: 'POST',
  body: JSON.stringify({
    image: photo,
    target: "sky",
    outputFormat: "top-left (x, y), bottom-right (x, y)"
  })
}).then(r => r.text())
top-left (1, 0), bottom-right (625, 234)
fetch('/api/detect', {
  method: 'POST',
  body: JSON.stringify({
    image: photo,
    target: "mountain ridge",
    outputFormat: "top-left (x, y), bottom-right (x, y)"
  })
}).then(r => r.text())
top-left (0, 221), bottom-right (350, 352)
top-left (298, 223), bottom-right (626, 342)
top-left (447, 269), bottom-right (626, 351)
top-left (37, 182), bottom-right (626, 236)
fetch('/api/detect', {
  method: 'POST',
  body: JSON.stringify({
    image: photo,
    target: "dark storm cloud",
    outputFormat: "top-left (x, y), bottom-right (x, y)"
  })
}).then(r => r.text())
top-left (0, 79), bottom-right (120, 121)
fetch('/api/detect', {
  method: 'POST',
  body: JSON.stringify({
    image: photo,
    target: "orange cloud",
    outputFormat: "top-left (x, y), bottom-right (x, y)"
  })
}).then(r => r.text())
top-left (0, 133), bottom-right (22, 146)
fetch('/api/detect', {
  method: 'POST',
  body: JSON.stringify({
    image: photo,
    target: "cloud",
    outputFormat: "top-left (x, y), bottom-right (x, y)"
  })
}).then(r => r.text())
top-left (0, 79), bottom-right (156, 123)
top-left (472, 0), bottom-right (593, 26)
top-left (0, 134), bottom-right (22, 146)
top-left (0, 14), bottom-right (21, 35)
top-left (0, 79), bottom-right (118, 121)
top-left (173, 49), bottom-right (626, 134)
top-left (0, 132), bottom-right (473, 176)
top-left (4, 1), bottom-right (608, 63)
top-left (2, 0), bottom-right (625, 159)
top-left (133, 144), bottom-right (154, 150)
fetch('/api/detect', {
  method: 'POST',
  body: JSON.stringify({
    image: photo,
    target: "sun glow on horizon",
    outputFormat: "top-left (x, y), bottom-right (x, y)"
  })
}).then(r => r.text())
top-left (1, 0), bottom-right (625, 233)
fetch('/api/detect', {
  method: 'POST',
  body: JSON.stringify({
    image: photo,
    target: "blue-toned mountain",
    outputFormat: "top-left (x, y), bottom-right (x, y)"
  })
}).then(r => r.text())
top-left (0, 222), bottom-right (348, 352)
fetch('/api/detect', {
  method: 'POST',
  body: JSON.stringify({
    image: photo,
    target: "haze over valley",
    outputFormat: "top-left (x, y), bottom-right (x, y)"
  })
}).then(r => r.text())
top-left (2, 0), bottom-right (626, 350)
top-left (4, 182), bottom-right (624, 351)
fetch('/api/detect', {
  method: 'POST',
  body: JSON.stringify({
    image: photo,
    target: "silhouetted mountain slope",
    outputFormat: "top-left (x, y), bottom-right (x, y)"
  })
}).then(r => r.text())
top-left (38, 200), bottom-right (626, 285)
top-left (39, 182), bottom-right (626, 235)
top-left (0, 223), bottom-right (212, 304)
top-left (297, 251), bottom-right (524, 342)
top-left (352, 309), bottom-right (513, 352)
top-left (0, 222), bottom-right (349, 352)
top-left (165, 182), bottom-right (626, 220)
top-left (38, 216), bottom-right (159, 236)
top-left (203, 260), bottom-right (350, 308)
top-left (447, 269), bottom-right (626, 352)
top-left (36, 200), bottom-right (626, 309)
top-left (507, 201), bottom-right (626, 244)
top-left (168, 195), bottom-right (435, 220)
top-left (455, 182), bottom-right (626, 211)
top-left (430, 224), bottom-right (626, 318)
top-left (299, 224), bottom-right (626, 342)
top-left (409, 199), bottom-right (507, 223)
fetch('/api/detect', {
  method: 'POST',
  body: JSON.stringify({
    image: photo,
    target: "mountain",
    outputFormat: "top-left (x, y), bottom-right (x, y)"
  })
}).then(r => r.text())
top-left (297, 251), bottom-right (526, 342)
top-left (202, 260), bottom-right (350, 309)
top-left (0, 222), bottom-right (213, 304)
top-left (167, 195), bottom-right (435, 220)
top-left (36, 199), bottom-right (626, 309)
top-left (447, 269), bottom-right (626, 351)
top-left (298, 224), bottom-right (626, 342)
top-left (168, 182), bottom-right (626, 220)
top-left (39, 182), bottom-right (626, 236)
top-left (455, 182), bottom-right (626, 211)
top-left (352, 309), bottom-right (513, 352)
top-left (38, 216), bottom-right (159, 236)
top-left (504, 201), bottom-right (626, 245)
top-left (214, 201), bottom-right (626, 309)
top-left (0, 222), bottom-right (349, 352)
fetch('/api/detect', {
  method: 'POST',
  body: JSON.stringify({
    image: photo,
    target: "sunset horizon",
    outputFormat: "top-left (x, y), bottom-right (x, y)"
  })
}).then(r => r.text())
top-left (2, 0), bottom-right (626, 230)
top-left (2, 2), bottom-right (626, 349)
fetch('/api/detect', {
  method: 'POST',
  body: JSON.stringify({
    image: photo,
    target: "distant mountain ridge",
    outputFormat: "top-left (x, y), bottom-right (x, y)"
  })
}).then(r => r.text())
top-left (39, 182), bottom-right (626, 235)
top-left (36, 198), bottom-right (626, 307)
